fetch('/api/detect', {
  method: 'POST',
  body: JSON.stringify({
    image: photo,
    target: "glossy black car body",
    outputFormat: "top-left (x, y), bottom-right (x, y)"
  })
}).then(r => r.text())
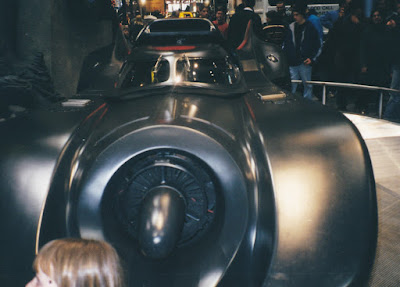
top-left (0, 19), bottom-right (376, 286)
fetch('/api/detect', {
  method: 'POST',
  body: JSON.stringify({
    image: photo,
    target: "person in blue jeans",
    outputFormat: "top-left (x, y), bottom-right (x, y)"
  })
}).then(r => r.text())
top-left (283, 5), bottom-right (321, 100)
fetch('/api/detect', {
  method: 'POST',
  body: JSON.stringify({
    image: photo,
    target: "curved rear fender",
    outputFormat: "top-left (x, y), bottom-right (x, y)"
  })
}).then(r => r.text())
top-left (247, 98), bottom-right (377, 286)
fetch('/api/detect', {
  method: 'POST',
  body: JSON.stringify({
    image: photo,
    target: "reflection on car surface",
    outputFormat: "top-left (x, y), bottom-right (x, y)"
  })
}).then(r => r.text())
top-left (0, 17), bottom-right (377, 287)
top-left (118, 46), bottom-right (241, 89)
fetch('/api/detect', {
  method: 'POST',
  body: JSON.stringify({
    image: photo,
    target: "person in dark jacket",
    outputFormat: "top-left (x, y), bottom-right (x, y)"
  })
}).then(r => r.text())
top-left (324, 3), bottom-right (365, 110)
top-left (358, 9), bottom-right (391, 113)
top-left (282, 5), bottom-right (321, 100)
top-left (384, 14), bottom-right (400, 121)
top-left (320, 0), bottom-right (352, 30)
top-left (227, 0), bottom-right (263, 49)
top-left (276, 0), bottom-right (293, 26)
top-left (118, 0), bottom-right (134, 25)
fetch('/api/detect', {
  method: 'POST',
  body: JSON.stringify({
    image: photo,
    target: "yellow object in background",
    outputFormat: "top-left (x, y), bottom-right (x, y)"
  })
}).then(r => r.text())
top-left (179, 12), bottom-right (193, 18)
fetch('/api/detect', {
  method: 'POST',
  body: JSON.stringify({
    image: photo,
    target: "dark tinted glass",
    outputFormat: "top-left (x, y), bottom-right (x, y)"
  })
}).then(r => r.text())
top-left (148, 19), bottom-right (212, 32)
top-left (121, 60), bottom-right (169, 88)
top-left (176, 57), bottom-right (239, 85)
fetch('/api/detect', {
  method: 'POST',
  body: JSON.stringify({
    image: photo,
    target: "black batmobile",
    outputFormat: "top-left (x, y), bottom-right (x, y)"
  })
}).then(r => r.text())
top-left (0, 19), bottom-right (376, 286)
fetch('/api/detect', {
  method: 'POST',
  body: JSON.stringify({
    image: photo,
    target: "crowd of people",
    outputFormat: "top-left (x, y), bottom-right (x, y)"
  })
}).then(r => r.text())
top-left (262, 0), bottom-right (400, 121)
top-left (316, 0), bottom-right (400, 121)
top-left (113, 0), bottom-right (400, 122)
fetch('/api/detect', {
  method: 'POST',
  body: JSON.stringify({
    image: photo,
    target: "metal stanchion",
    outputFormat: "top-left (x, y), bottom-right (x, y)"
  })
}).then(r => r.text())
top-left (322, 84), bottom-right (326, 105)
top-left (379, 91), bottom-right (383, 119)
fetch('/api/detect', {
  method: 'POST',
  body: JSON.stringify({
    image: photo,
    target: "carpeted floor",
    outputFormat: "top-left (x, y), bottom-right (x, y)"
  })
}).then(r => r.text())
top-left (345, 114), bottom-right (400, 287)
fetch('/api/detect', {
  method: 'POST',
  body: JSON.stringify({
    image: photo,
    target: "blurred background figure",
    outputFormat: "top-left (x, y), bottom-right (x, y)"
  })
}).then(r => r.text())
top-left (170, 11), bottom-right (179, 18)
top-left (129, 14), bottom-right (144, 42)
top-left (26, 238), bottom-right (123, 287)
top-left (315, 0), bottom-right (353, 102)
top-left (213, 6), bottom-right (229, 39)
top-left (198, 4), bottom-right (210, 19)
top-left (384, 14), bottom-right (400, 122)
top-left (265, 10), bottom-right (282, 25)
top-left (306, 6), bottom-right (324, 41)
top-left (276, 0), bottom-right (293, 25)
top-left (375, 0), bottom-right (397, 19)
top-left (227, 0), bottom-right (263, 49)
top-left (235, 3), bottom-right (245, 13)
top-left (358, 8), bottom-right (391, 114)
top-left (119, 0), bottom-right (134, 25)
top-left (320, 0), bottom-right (352, 30)
top-left (323, 3), bottom-right (365, 110)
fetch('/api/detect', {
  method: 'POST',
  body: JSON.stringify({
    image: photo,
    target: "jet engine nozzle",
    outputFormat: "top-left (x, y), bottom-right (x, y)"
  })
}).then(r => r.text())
top-left (138, 186), bottom-right (186, 259)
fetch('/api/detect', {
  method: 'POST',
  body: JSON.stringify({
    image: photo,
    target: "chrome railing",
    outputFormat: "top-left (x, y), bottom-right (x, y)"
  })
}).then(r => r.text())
top-left (292, 80), bottom-right (400, 119)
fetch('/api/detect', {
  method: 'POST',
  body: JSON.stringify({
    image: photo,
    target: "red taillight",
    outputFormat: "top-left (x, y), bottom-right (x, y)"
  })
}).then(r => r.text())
top-left (151, 46), bottom-right (196, 51)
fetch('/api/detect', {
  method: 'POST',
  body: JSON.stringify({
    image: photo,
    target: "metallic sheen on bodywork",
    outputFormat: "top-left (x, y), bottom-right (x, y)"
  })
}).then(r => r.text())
top-left (0, 18), bottom-right (376, 287)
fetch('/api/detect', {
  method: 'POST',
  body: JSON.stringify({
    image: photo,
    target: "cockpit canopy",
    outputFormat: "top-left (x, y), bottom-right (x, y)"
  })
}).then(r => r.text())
top-left (115, 19), bottom-right (246, 97)
top-left (117, 44), bottom-right (243, 93)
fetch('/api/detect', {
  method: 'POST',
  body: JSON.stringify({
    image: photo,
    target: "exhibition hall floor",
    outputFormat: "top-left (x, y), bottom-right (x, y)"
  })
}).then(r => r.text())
top-left (345, 114), bottom-right (400, 286)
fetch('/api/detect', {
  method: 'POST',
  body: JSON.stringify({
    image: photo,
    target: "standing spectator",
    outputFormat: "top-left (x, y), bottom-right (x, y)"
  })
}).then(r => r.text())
top-left (26, 238), bottom-right (123, 287)
top-left (199, 4), bottom-right (210, 19)
top-left (375, 0), bottom-right (397, 19)
top-left (383, 1), bottom-right (400, 22)
top-left (276, 0), bottom-right (286, 16)
top-left (326, 3), bottom-right (365, 110)
top-left (307, 7), bottom-right (324, 41)
top-left (358, 9), bottom-right (391, 113)
top-left (384, 14), bottom-right (400, 121)
top-left (276, 0), bottom-right (293, 25)
top-left (213, 6), bottom-right (229, 39)
top-left (265, 10), bottom-right (284, 26)
top-left (129, 15), bottom-right (144, 42)
top-left (119, 0), bottom-right (134, 25)
top-left (320, 0), bottom-right (352, 30)
top-left (170, 11), bottom-right (179, 18)
top-left (227, 0), bottom-right (263, 49)
top-left (110, 0), bottom-right (120, 44)
top-left (282, 5), bottom-right (321, 100)
top-left (315, 0), bottom-right (351, 98)
top-left (235, 3), bottom-right (245, 13)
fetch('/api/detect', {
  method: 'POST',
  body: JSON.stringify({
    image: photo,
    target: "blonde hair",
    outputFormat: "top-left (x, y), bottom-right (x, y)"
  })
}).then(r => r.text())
top-left (33, 238), bottom-right (123, 287)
